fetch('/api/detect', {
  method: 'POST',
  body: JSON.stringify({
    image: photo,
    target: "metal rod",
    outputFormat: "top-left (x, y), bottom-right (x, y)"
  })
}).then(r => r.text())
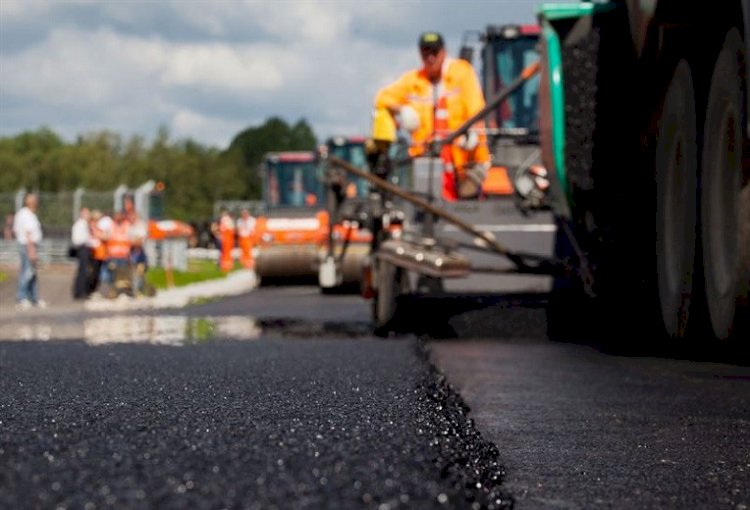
top-left (441, 238), bottom-right (554, 263)
top-left (327, 155), bottom-right (527, 266)
top-left (442, 60), bottom-right (540, 147)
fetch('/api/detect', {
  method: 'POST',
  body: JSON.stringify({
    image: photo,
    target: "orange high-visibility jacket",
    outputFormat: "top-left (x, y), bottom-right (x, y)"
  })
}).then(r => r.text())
top-left (107, 221), bottom-right (131, 259)
top-left (374, 57), bottom-right (491, 165)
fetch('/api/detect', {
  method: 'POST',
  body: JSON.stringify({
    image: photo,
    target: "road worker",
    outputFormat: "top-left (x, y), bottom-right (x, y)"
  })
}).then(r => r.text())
top-left (372, 31), bottom-right (491, 200)
top-left (218, 208), bottom-right (235, 272)
top-left (104, 211), bottom-right (132, 296)
top-left (236, 208), bottom-right (256, 269)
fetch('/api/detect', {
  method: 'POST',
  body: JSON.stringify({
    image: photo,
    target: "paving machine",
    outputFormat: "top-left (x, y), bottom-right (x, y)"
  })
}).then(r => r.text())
top-left (325, 38), bottom-right (554, 330)
top-left (253, 151), bottom-right (328, 282)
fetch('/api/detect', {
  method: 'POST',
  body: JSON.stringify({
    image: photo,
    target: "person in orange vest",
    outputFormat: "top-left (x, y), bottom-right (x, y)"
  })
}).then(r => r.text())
top-left (218, 208), bottom-right (235, 272)
top-left (373, 31), bottom-right (491, 200)
top-left (89, 210), bottom-right (111, 295)
top-left (104, 211), bottom-right (132, 296)
top-left (236, 208), bottom-right (256, 269)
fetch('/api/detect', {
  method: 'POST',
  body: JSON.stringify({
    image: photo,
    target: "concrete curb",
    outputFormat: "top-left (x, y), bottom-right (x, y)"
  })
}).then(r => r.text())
top-left (0, 264), bottom-right (257, 319)
top-left (84, 269), bottom-right (258, 312)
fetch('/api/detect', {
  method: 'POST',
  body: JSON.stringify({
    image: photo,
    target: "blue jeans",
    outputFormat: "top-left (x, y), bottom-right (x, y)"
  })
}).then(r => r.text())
top-left (16, 243), bottom-right (39, 304)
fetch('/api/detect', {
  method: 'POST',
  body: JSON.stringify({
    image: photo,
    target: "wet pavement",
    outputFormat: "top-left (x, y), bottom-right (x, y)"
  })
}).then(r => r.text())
top-left (2, 263), bottom-right (749, 509)
top-left (0, 262), bottom-right (257, 318)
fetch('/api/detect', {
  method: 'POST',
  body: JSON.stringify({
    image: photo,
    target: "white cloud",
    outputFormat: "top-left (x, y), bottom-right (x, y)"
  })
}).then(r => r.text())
top-left (0, 0), bottom-right (53, 20)
top-left (3, 28), bottom-right (290, 103)
top-left (161, 43), bottom-right (286, 91)
top-left (158, 0), bottom-right (354, 43)
top-left (0, 0), bottom-right (555, 148)
top-left (171, 108), bottom-right (248, 147)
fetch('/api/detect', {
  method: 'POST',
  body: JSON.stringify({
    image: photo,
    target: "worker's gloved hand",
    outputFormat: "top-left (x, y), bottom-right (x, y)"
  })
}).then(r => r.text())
top-left (457, 162), bottom-right (489, 200)
top-left (398, 105), bottom-right (420, 132)
top-left (457, 131), bottom-right (479, 151)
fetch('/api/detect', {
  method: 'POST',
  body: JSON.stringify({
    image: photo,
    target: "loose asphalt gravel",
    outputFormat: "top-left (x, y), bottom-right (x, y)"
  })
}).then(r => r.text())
top-left (0, 337), bottom-right (511, 510)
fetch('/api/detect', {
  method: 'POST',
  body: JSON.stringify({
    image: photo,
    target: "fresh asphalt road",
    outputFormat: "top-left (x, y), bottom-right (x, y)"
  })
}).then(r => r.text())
top-left (1, 201), bottom-right (747, 509)
top-left (2, 282), bottom-right (748, 509)
top-left (0, 333), bottom-right (508, 510)
top-left (0, 282), bottom-right (511, 510)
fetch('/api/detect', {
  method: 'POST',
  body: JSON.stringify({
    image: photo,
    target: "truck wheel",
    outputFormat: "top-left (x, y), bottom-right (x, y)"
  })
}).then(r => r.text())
top-left (655, 59), bottom-right (698, 338)
top-left (700, 28), bottom-right (748, 340)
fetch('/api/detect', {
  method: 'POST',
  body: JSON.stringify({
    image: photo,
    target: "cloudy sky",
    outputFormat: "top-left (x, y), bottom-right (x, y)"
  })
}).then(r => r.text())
top-left (1, 0), bottom-right (551, 150)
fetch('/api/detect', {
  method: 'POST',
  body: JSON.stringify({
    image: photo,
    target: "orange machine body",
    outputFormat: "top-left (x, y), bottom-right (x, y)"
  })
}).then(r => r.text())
top-left (254, 151), bottom-right (328, 279)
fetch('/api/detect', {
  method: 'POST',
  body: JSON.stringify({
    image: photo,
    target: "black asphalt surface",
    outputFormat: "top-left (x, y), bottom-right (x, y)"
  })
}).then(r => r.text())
top-left (0, 333), bottom-right (509, 510)
top-left (417, 287), bottom-right (750, 510)
top-left (3, 277), bottom-right (749, 510)
top-left (432, 338), bottom-right (750, 510)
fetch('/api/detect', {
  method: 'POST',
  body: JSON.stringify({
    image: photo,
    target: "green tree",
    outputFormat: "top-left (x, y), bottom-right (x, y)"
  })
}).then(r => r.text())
top-left (224, 117), bottom-right (318, 199)
top-left (0, 117), bottom-right (319, 222)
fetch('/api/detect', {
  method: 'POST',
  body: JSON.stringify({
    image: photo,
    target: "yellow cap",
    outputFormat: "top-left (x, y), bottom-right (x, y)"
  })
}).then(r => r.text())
top-left (371, 107), bottom-right (396, 143)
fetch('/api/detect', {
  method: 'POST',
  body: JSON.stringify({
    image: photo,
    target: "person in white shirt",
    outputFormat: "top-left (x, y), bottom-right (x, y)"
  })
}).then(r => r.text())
top-left (12, 193), bottom-right (45, 309)
top-left (70, 207), bottom-right (91, 300)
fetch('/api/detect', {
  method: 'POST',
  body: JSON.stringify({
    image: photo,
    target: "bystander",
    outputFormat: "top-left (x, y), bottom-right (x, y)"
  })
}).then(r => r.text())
top-left (12, 193), bottom-right (45, 309)
top-left (70, 207), bottom-right (92, 300)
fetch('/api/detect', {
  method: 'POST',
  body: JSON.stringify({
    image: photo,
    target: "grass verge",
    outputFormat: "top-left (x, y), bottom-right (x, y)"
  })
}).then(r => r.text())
top-left (146, 259), bottom-right (242, 290)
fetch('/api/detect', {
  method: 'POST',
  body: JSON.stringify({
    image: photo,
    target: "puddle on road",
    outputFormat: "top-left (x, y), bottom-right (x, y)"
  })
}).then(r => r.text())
top-left (0, 315), bottom-right (261, 345)
top-left (0, 316), bottom-right (379, 344)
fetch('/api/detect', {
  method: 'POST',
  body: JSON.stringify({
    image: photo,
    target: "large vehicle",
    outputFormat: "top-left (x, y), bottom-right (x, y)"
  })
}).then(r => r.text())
top-left (476, 24), bottom-right (544, 203)
top-left (456, 24), bottom-right (544, 204)
top-left (253, 151), bottom-right (327, 282)
top-left (536, 1), bottom-right (749, 340)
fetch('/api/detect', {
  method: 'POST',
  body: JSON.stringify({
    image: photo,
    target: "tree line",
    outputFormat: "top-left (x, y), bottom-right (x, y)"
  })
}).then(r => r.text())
top-left (0, 117), bottom-right (318, 221)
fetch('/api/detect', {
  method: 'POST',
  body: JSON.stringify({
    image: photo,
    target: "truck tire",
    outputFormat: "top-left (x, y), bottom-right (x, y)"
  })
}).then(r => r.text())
top-left (700, 28), bottom-right (749, 340)
top-left (655, 59), bottom-right (698, 338)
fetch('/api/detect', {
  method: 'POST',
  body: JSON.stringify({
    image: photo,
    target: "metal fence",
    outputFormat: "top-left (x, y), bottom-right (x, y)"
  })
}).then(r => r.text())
top-left (0, 239), bottom-right (73, 267)
top-left (2, 190), bottom-right (268, 268)
top-left (2, 188), bottom-right (115, 239)
top-left (2, 188), bottom-right (189, 269)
